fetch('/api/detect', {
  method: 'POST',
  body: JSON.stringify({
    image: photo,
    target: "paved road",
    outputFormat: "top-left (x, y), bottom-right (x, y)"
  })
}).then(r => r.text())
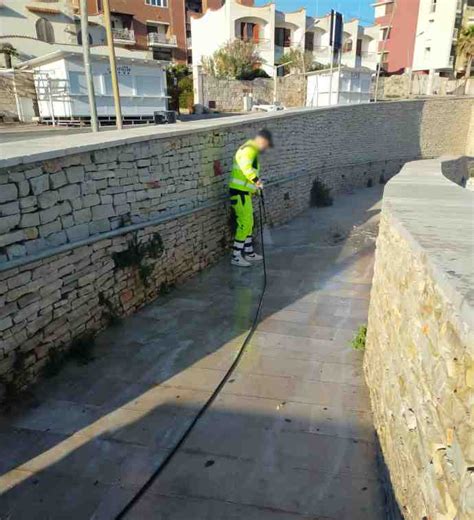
top-left (0, 186), bottom-right (387, 519)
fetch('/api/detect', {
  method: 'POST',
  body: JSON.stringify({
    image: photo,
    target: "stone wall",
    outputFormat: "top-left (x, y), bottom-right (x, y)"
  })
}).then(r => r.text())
top-left (201, 74), bottom-right (305, 111)
top-left (377, 74), bottom-right (474, 100)
top-left (0, 71), bottom-right (37, 122)
top-left (0, 97), bottom-right (472, 394)
top-left (365, 157), bottom-right (474, 520)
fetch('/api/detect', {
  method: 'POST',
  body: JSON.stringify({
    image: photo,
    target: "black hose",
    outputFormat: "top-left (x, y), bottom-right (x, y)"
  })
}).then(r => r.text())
top-left (115, 194), bottom-right (268, 519)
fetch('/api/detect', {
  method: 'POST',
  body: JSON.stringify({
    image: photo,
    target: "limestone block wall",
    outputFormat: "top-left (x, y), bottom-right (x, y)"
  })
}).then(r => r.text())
top-left (201, 75), bottom-right (306, 111)
top-left (365, 157), bottom-right (474, 520)
top-left (0, 97), bottom-right (472, 392)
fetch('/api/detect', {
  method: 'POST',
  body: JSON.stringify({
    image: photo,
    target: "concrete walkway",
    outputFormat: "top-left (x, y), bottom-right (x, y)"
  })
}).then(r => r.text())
top-left (0, 186), bottom-right (385, 520)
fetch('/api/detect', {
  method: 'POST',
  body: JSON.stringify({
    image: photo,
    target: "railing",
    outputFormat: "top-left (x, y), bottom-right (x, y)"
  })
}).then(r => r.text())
top-left (112, 28), bottom-right (135, 43)
top-left (236, 37), bottom-right (272, 50)
top-left (147, 32), bottom-right (177, 47)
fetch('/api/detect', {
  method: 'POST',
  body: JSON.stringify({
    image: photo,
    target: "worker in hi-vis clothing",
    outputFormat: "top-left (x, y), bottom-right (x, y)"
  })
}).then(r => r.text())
top-left (229, 128), bottom-right (273, 267)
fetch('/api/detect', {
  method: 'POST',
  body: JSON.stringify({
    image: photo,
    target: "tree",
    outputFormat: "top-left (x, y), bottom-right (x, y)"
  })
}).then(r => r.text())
top-left (167, 64), bottom-right (191, 113)
top-left (276, 47), bottom-right (325, 75)
top-left (201, 39), bottom-right (261, 79)
top-left (456, 24), bottom-right (474, 79)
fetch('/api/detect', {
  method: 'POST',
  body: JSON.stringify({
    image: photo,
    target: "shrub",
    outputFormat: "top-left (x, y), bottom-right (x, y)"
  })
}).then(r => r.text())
top-left (202, 39), bottom-right (261, 79)
top-left (178, 75), bottom-right (194, 110)
top-left (238, 68), bottom-right (270, 80)
top-left (310, 179), bottom-right (333, 207)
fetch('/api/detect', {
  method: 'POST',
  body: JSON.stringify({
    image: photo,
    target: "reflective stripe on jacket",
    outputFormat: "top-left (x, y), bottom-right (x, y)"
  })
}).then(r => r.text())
top-left (229, 140), bottom-right (260, 194)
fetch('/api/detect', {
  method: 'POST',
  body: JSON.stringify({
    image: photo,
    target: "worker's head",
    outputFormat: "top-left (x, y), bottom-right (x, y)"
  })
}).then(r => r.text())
top-left (254, 128), bottom-right (274, 152)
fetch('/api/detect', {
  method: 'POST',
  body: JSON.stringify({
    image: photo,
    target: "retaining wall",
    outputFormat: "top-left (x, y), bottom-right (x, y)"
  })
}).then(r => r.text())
top-left (0, 97), bottom-right (472, 392)
top-left (200, 74), bottom-right (306, 111)
top-left (365, 156), bottom-right (474, 520)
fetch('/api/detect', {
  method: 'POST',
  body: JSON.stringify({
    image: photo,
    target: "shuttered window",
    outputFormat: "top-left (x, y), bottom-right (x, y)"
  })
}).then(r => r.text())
top-left (36, 18), bottom-right (55, 43)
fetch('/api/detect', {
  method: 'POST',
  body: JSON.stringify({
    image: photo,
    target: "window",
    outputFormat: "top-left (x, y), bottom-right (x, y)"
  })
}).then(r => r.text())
top-left (77, 29), bottom-right (93, 45)
top-left (342, 39), bottom-right (353, 53)
top-left (145, 0), bottom-right (168, 6)
top-left (135, 75), bottom-right (162, 96)
top-left (119, 75), bottom-right (134, 96)
top-left (239, 22), bottom-right (259, 42)
top-left (36, 18), bottom-right (55, 43)
top-left (430, 0), bottom-right (437, 13)
top-left (381, 27), bottom-right (391, 41)
top-left (305, 32), bottom-right (314, 51)
top-left (69, 71), bottom-right (86, 94)
top-left (384, 2), bottom-right (393, 15)
top-left (275, 27), bottom-right (291, 47)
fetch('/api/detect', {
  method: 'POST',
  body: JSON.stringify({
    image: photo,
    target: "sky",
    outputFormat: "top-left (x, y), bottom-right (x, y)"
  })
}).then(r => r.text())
top-left (255, 1), bottom-right (375, 26)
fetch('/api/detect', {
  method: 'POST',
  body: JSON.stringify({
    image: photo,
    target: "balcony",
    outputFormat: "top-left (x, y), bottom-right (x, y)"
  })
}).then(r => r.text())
top-left (147, 32), bottom-right (178, 48)
top-left (112, 28), bottom-right (135, 45)
top-left (236, 37), bottom-right (272, 51)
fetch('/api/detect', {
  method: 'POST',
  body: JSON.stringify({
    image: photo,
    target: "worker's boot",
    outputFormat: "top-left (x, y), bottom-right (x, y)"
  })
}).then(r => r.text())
top-left (244, 236), bottom-right (263, 262)
top-left (231, 251), bottom-right (252, 267)
top-left (245, 252), bottom-right (263, 262)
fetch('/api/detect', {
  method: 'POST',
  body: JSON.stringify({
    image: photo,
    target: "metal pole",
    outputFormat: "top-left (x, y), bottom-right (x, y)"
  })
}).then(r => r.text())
top-left (47, 75), bottom-right (56, 126)
top-left (328, 48), bottom-right (334, 105)
top-left (273, 66), bottom-right (278, 104)
top-left (102, 0), bottom-right (123, 130)
top-left (80, 0), bottom-right (99, 132)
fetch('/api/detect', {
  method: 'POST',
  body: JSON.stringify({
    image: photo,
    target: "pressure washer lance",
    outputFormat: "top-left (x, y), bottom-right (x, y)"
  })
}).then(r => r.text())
top-left (259, 187), bottom-right (274, 246)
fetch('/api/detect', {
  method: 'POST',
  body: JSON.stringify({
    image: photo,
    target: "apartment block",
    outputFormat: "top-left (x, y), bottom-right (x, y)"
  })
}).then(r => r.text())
top-left (191, 0), bottom-right (379, 76)
top-left (0, 0), bottom-right (246, 67)
top-left (373, 0), bottom-right (474, 75)
top-left (372, 0), bottom-right (420, 73)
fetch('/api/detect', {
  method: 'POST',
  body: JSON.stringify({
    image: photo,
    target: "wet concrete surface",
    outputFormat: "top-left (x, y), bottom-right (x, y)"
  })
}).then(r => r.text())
top-left (0, 185), bottom-right (385, 519)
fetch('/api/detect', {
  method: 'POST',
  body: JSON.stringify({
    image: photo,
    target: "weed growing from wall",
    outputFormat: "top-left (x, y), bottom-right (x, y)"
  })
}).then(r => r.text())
top-left (310, 179), bottom-right (333, 208)
top-left (43, 332), bottom-right (96, 379)
top-left (0, 351), bottom-right (29, 408)
top-left (98, 293), bottom-right (122, 326)
top-left (112, 232), bottom-right (164, 287)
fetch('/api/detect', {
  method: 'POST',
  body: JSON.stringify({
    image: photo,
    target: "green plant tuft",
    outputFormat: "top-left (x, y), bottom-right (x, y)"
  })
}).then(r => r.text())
top-left (98, 293), bottom-right (122, 326)
top-left (351, 325), bottom-right (368, 351)
top-left (310, 179), bottom-right (333, 208)
top-left (113, 232), bottom-right (164, 287)
top-left (69, 333), bottom-right (96, 365)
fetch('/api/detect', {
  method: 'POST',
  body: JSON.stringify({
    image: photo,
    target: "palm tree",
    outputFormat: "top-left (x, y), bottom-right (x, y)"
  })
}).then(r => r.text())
top-left (456, 25), bottom-right (474, 79)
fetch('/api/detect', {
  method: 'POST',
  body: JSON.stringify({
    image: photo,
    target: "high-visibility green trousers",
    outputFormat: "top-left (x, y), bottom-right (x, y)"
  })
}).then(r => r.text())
top-left (231, 190), bottom-right (254, 243)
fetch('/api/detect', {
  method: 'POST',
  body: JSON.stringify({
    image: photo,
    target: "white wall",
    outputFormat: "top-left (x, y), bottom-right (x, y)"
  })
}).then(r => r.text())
top-left (35, 55), bottom-right (167, 119)
top-left (413, 0), bottom-right (458, 71)
top-left (306, 68), bottom-right (371, 107)
top-left (0, 0), bottom-right (83, 63)
top-left (191, 0), bottom-right (276, 75)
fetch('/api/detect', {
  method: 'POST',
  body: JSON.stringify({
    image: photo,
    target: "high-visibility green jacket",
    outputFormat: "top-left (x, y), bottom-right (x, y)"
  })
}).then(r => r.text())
top-left (229, 140), bottom-right (260, 194)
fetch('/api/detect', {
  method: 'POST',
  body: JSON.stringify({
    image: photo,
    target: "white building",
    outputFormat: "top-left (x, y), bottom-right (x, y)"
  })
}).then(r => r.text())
top-left (306, 66), bottom-right (372, 107)
top-left (0, 0), bottom-right (106, 66)
top-left (191, 0), bottom-right (379, 76)
top-left (19, 47), bottom-right (168, 124)
top-left (413, 0), bottom-right (465, 73)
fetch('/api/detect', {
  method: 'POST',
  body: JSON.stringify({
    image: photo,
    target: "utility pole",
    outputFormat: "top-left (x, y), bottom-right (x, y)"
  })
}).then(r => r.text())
top-left (102, 0), bottom-right (123, 130)
top-left (80, 0), bottom-right (99, 132)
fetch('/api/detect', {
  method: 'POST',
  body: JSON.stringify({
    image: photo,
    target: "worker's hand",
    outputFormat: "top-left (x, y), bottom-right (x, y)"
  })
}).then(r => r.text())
top-left (255, 180), bottom-right (264, 190)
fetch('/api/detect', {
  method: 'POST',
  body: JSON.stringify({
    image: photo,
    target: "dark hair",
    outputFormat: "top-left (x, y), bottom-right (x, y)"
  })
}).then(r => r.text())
top-left (256, 128), bottom-right (274, 147)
